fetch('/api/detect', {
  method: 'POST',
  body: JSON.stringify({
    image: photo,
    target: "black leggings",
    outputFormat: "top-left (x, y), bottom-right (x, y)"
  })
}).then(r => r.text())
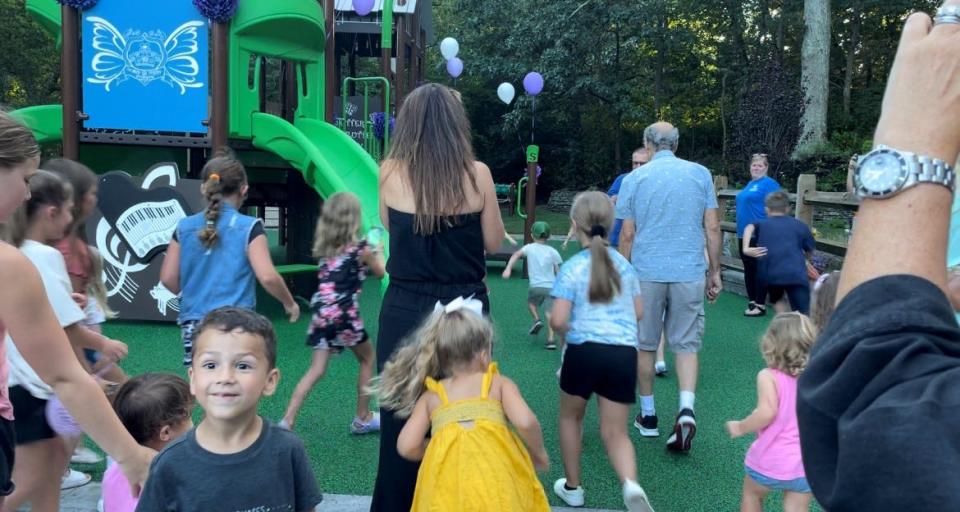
top-left (738, 237), bottom-right (761, 304)
top-left (757, 282), bottom-right (811, 315)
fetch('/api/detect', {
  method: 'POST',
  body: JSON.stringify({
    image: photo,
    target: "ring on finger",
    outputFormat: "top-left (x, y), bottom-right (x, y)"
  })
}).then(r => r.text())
top-left (935, 4), bottom-right (960, 24)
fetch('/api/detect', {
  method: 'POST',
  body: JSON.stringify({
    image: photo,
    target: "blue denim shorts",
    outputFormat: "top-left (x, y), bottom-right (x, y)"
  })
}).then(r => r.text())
top-left (745, 465), bottom-right (811, 493)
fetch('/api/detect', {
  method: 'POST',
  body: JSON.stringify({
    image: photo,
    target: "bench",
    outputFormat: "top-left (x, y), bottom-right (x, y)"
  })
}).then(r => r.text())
top-left (495, 183), bottom-right (516, 216)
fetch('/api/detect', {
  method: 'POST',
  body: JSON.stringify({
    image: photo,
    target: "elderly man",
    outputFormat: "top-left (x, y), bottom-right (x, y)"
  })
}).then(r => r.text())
top-left (615, 122), bottom-right (722, 453)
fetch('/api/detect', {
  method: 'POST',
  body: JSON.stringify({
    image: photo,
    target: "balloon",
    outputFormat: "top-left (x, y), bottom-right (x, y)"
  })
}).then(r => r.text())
top-left (446, 57), bottom-right (464, 78)
top-left (353, 0), bottom-right (374, 16)
top-left (440, 37), bottom-right (459, 60)
top-left (497, 82), bottom-right (515, 104)
top-left (523, 72), bottom-right (544, 96)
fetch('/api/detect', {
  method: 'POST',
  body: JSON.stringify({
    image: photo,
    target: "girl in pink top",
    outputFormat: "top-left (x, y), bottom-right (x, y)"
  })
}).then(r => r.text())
top-left (726, 312), bottom-right (816, 512)
top-left (102, 373), bottom-right (193, 512)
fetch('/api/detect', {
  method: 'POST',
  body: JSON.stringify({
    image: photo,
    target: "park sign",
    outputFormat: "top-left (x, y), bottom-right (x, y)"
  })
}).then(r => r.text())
top-left (81, 0), bottom-right (208, 134)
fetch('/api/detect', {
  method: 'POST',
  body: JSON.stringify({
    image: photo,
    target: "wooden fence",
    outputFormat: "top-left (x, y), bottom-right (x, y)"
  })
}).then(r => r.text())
top-left (714, 174), bottom-right (856, 273)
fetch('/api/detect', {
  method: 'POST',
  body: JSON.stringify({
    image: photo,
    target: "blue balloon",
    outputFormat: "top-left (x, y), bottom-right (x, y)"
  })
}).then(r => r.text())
top-left (353, 0), bottom-right (374, 16)
top-left (447, 57), bottom-right (464, 78)
top-left (523, 72), bottom-right (544, 96)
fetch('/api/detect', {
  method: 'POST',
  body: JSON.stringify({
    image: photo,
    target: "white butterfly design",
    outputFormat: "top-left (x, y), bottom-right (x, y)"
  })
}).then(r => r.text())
top-left (86, 16), bottom-right (205, 94)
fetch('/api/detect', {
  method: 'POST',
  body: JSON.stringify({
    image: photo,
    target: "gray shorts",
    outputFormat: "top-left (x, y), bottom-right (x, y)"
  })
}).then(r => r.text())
top-left (638, 279), bottom-right (705, 353)
top-left (528, 287), bottom-right (553, 312)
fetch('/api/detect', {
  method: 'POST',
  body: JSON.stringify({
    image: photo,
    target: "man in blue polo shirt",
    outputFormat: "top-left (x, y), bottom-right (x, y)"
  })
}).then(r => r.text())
top-left (608, 148), bottom-right (650, 248)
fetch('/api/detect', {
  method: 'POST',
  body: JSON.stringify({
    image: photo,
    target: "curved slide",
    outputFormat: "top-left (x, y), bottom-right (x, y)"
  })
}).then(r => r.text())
top-left (10, 104), bottom-right (63, 145)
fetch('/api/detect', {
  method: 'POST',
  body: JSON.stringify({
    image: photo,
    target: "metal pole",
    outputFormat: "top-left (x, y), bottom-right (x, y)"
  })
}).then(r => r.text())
top-left (324, 0), bottom-right (335, 123)
top-left (523, 145), bottom-right (540, 244)
top-left (211, 22), bottom-right (229, 150)
top-left (61, 5), bottom-right (80, 160)
top-left (381, 0), bottom-right (394, 110)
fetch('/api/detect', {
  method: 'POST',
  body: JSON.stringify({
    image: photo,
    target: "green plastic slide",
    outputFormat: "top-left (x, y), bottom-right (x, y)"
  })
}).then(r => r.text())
top-left (250, 112), bottom-right (384, 239)
top-left (11, 104), bottom-right (63, 145)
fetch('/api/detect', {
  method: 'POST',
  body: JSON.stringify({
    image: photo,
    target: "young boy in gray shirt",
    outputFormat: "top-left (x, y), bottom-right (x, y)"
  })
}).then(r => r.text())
top-left (136, 308), bottom-right (322, 512)
top-left (502, 221), bottom-right (563, 349)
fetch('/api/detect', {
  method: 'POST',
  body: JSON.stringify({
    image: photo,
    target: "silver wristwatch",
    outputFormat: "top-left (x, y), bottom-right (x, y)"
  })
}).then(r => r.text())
top-left (854, 145), bottom-right (955, 199)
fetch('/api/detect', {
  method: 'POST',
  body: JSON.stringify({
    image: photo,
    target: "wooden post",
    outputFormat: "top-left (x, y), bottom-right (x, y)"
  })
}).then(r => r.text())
top-left (61, 5), bottom-right (80, 160)
top-left (324, 0), bottom-right (335, 123)
top-left (714, 175), bottom-right (729, 217)
top-left (396, 15), bottom-right (406, 107)
top-left (795, 173), bottom-right (816, 227)
top-left (211, 22), bottom-right (228, 150)
top-left (524, 145), bottom-right (540, 244)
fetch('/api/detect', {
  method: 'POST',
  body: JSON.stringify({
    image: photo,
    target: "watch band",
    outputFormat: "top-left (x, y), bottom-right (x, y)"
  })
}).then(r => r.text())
top-left (908, 153), bottom-right (956, 192)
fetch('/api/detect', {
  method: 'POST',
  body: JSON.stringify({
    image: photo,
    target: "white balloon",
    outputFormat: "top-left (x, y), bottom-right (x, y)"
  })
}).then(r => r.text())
top-left (497, 82), bottom-right (515, 104)
top-left (440, 37), bottom-right (459, 60)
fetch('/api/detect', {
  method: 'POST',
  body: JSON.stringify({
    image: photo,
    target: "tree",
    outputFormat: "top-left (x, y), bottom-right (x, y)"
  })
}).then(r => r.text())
top-left (797, 0), bottom-right (831, 152)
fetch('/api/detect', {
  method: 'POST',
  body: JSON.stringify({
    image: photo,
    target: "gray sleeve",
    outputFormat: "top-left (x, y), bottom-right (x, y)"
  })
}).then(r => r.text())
top-left (134, 461), bottom-right (168, 512)
top-left (291, 440), bottom-right (323, 511)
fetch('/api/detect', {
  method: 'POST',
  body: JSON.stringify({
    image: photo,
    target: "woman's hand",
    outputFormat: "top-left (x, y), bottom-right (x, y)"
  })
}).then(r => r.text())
top-left (118, 445), bottom-right (157, 498)
top-left (285, 302), bottom-right (301, 323)
top-left (743, 247), bottom-right (767, 258)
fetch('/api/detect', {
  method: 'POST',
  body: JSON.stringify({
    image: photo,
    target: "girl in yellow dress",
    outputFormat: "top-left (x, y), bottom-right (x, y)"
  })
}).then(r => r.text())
top-left (375, 297), bottom-right (550, 511)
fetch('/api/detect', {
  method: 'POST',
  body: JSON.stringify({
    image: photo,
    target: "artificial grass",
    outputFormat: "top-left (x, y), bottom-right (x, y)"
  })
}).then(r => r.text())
top-left (91, 241), bottom-right (821, 511)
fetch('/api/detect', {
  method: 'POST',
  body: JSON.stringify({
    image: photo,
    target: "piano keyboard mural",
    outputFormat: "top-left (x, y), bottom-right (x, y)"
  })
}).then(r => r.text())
top-left (87, 163), bottom-right (204, 322)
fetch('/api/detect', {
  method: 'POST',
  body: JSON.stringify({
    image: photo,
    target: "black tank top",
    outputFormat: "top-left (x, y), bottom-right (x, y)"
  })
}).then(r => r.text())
top-left (386, 208), bottom-right (486, 285)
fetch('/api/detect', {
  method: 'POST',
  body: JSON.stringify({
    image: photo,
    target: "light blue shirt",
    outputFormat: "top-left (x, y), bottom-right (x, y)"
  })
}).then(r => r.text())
top-left (948, 192), bottom-right (960, 324)
top-left (551, 248), bottom-right (641, 348)
top-left (615, 150), bottom-right (718, 282)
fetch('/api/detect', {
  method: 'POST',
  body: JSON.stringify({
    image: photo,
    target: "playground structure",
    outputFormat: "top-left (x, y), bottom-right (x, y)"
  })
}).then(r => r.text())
top-left (11, 0), bottom-right (430, 320)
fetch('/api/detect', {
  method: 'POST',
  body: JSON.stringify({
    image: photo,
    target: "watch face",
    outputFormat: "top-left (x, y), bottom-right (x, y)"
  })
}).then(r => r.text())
top-left (857, 150), bottom-right (907, 196)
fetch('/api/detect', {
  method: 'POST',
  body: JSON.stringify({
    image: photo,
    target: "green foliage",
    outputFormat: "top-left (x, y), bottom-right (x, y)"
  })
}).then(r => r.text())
top-left (0, 0), bottom-right (59, 109)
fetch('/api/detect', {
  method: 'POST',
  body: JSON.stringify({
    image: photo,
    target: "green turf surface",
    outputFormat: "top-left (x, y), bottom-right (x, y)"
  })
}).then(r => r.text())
top-left (90, 241), bottom-right (820, 511)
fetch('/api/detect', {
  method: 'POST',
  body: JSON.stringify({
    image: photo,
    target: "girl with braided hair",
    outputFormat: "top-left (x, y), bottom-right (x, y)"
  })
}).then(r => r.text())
top-left (160, 149), bottom-right (299, 366)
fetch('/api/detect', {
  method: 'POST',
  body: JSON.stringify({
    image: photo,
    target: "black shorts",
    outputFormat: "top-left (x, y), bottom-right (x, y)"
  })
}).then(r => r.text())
top-left (560, 342), bottom-right (637, 404)
top-left (9, 386), bottom-right (55, 445)
top-left (0, 418), bottom-right (14, 496)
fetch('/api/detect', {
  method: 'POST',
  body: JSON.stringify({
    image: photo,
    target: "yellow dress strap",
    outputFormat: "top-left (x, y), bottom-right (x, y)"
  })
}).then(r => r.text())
top-left (481, 362), bottom-right (499, 399)
top-left (424, 377), bottom-right (449, 405)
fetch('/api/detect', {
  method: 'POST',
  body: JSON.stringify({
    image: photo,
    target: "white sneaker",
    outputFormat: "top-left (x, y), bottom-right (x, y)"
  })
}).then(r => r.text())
top-left (71, 445), bottom-right (103, 464)
top-left (623, 479), bottom-right (654, 512)
top-left (61, 469), bottom-right (91, 490)
top-left (553, 478), bottom-right (585, 507)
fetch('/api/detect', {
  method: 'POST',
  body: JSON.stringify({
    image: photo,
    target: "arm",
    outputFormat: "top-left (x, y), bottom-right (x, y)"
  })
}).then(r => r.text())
top-left (704, 208), bottom-right (723, 301)
top-left (561, 224), bottom-right (575, 250)
top-left (397, 394), bottom-right (431, 461)
top-left (0, 248), bottom-right (153, 494)
top-left (361, 244), bottom-right (386, 278)
top-left (476, 162), bottom-right (507, 254)
top-left (634, 295), bottom-right (644, 323)
top-left (504, 231), bottom-right (519, 246)
top-left (248, 234), bottom-right (300, 323)
top-left (726, 369), bottom-right (779, 438)
top-left (499, 376), bottom-right (548, 470)
top-left (741, 224), bottom-right (767, 258)
top-left (64, 324), bottom-right (128, 362)
top-left (549, 298), bottom-right (572, 335)
top-left (501, 249), bottom-right (525, 279)
top-left (618, 219), bottom-right (636, 261)
top-left (836, 13), bottom-right (958, 302)
top-left (159, 239), bottom-right (181, 295)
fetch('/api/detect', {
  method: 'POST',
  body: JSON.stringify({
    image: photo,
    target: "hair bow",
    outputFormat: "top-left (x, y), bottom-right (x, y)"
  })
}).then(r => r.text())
top-left (434, 295), bottom-right (483, 317)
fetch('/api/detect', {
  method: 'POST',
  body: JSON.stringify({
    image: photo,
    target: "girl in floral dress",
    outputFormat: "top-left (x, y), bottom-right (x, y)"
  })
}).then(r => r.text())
top-left (279, 192), bottom-right (385, 433)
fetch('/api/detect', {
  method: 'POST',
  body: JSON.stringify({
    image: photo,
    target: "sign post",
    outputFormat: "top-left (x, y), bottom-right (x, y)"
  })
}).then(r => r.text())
top-left (524, 144), bottom-right (539, 244)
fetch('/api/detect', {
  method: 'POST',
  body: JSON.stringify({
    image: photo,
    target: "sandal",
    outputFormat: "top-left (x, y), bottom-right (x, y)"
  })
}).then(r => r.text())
top-left (744, 304), bottom-right (767, 317)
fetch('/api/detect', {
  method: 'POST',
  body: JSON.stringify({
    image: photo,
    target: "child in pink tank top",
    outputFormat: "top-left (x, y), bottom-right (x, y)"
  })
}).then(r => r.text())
top-left (726, 312), bottom-right (816, 511)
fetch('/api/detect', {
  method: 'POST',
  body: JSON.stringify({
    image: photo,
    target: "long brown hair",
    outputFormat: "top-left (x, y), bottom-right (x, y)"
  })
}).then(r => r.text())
top-left (43, 158), bottom-right (97, 238)
top-left (0, 112), bottom-right (40, 168)
top-left (571, 191), bottom-right (620, 303)
top-left (372, 309), bottom-right (493, 418)
top-left (198, 148), bottom-right (247, 248)
top-left (8, 170), bottom-right (73, 247)
top-left (312, 192), bottom-right (361, 259)
top-left (386, 83), bottom-right (477, 235)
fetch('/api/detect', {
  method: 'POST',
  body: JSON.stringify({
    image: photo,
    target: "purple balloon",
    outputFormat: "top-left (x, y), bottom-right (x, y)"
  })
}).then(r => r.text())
top-left (446, 57), bottom-right (464, 78)
top-left (353, 0), bottom-right (374, 16)
top-left (523, 72), bottom-right (544, 96)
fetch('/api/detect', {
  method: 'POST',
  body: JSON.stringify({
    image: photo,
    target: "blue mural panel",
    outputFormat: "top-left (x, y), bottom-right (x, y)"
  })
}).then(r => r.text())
top-left (81, 0), bottom-right (208, 133)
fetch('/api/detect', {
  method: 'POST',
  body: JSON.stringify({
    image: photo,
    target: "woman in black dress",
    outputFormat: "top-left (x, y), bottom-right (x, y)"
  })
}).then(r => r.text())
top-left (370, 84), bottom-right (505, 511)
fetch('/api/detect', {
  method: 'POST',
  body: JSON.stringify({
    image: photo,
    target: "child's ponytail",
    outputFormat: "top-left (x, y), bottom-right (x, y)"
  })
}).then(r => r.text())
top-left (571, 192), bottom-right (620, 303)
top-left (198, 148), bottom-right (247, 249)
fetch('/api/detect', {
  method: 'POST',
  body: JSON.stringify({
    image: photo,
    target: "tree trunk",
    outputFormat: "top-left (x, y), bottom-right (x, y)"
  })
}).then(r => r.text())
top-left (653, 13), bottom-right (667, 116)
top-left (842, 3), bottom-right (862, 117)
top-left (797, 0), bottom-right (831, 152)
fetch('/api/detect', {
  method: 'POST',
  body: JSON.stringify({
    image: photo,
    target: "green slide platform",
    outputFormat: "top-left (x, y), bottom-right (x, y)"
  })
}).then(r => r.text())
top-left (11, 104), bottom-right (63, 145)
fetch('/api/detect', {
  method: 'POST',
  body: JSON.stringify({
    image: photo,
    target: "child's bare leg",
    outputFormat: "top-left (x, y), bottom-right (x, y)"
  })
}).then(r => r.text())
top-left (782, 491), bottom-right (812, 512)
top-left (547, 314), bottom-right (555, 343)
top-left (597, 396), bottom-right (637, 483)
top-left (281, 348), bottom-right (331, 428)
top-left (528, 302), bottom-right (540, 322)
top-left (350, 341), bottom-right (376, 421)
top-left (558, 391), bottom-right (588, 487)
top-left (740, 475), bottom-right (769, 512)
top-left (3, 438), bottom-right (69, 512)
top-left (656, 334), bottom-right (666, 364)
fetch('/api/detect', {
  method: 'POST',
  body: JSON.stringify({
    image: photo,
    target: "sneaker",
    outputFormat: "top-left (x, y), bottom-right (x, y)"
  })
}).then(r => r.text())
top-left (654, 361), bottom-right (667, 377)
top-left (61, 469), bottom-right (91, 490)
top-left (277, 419), bottom-right (291, 431)
top-left (553, 478), bottom-right (585, 507)
top-left (528, 320), bottom-right (544, 335)
top-left (545, 340), bottom-right (557, 350)
top-left (666, 408), bottom-right (697, 453)
top-left (555, 367), bottom-right (562, 380)
top-left (71, 445), bottom-right (103, 464)
top-left (634, 413), bottom-right (659, 437)
top-left (350, 412), bottom-right (381, 434)
top-left (623, 479), bottom-right (654, 512)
